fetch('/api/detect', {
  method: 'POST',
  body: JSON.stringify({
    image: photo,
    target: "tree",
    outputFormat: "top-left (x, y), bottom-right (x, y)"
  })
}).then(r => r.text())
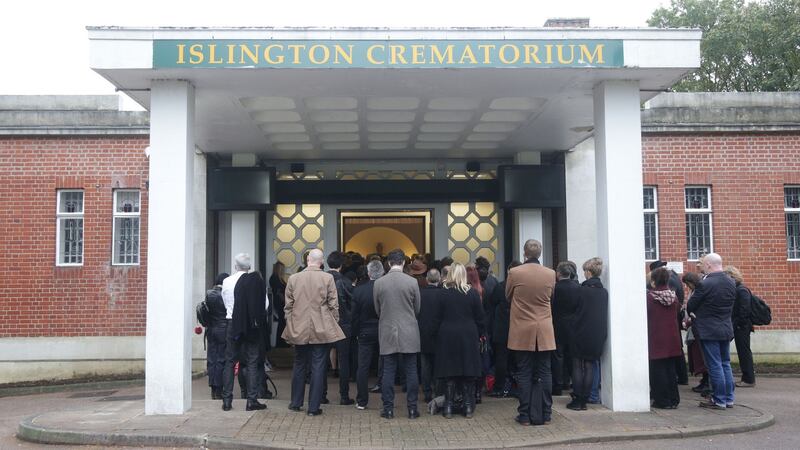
top-left (648, 0), bottom-right (800, 91)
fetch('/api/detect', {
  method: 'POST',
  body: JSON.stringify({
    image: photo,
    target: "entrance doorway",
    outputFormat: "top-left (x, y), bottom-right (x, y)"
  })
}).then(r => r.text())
top-left (339, 210), bottom-right (432, 257)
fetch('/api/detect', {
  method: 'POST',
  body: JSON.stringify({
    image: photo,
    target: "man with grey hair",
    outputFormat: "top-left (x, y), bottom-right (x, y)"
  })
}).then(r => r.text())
top-left (351, 259), bottom-right (385, 409)
top-left (417, 268), bottom-right (442, 402)
top-left (687, 252), bottom-right (737, 409)
top-left (283, 249), bottom-right (345, 416)
top-left (221, 253), bottom-right (267, 411)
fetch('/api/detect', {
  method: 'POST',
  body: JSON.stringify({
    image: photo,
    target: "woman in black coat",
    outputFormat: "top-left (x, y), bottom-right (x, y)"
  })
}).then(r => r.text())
top-left (488, 260), bottom-right (522, 397)
top-left (567, 257), bottom-right (609, 411)
top-left (205, 273), bottom-right (229, 400)
top-left (726, 266), bottom-right (755, 387)
top-left (269, 262), bottom-right (288, 347)
top-left (434, 262), bottom-right (486, 419)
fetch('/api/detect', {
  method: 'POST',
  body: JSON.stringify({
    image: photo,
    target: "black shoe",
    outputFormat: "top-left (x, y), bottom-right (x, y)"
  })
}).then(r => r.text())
top-left (463, 381), bottom-right (476, 418)
top-left (552, 389), bottom-right (564, 396)
top-left (514, 415), bottom-right (531, 426)
top-left (566, 398), bottom-right (587, 411)
top-left (320, 397), bottom-right (330, 404)
top-left (692, 383), bottom-right (708, 393)
top-left (246, 401), bottom-right (267, 411)
top-left (222, 399), bottom-right (232, 411)
top-left (307, 409), bottom-right (323, 416)
top-left (369, 384), bottom-right (382, 393)
top-left (261, 390), bottom-right (274, 400)
top-left (288, 405), bottom-right (303, 412)
top-left (408, 408), bottom-right (420, 419)
top-left (211, 387), bottom-right (222, 400)
top-left (340, 397), bottom-right (355, 405)
top-left (380, 410), bottom-right (394, 419)
top-left (443, 380), bottom-right (456, 419)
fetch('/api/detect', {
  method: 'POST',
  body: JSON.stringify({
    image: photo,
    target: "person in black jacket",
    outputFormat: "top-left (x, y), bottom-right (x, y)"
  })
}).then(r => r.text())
top-left (725, 265), bottom-right (756, 388)
top-left (269, 261), bottom-right (288, 347)
top-left (325, 250), bottom-right (355, 405)
top-left (433, 263), bottom-right (486, 419)
top-left (487, 260), bottom-right (521, 398)
top-left (418, 269), bottom-right (443, 403)
top-left (551, 261), bottom-right (581, 396)
top-left (205, 273), bottom-right (229, 399)
top-left (222, 253), bottom-right (268, 411)
top-left (351, 260), bottom-right (385, 409)
top-left (567, 257), bottom-right (609, 411)
top-left (687, 253), bottom-right (736, 409)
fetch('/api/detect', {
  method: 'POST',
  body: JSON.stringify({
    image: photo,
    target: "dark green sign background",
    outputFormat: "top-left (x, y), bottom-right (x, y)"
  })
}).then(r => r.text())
top-left (153, 39), bottom-right (624, 69)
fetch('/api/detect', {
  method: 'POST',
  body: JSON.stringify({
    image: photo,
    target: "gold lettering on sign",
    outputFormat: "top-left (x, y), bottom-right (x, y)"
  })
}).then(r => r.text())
top-left (411, 45), bottom-right (425, 64)
top-left (459, 45), bottom-right (478, 64)
top-left (367, 44), bottom-right (385, 64)
top-left (226, 44), bottom-right (236, 64)
top-left (334, 44), bottom-right (354, 64)
top-left (390, 45), bottom-right (408, 64)
top-left (545, 44), bottom-right (553, 64)
top-left (264, 44), bottom-right (284, 64)
top-left (189, 44), bottom-right (204, 64)
top-left (308, 44), bottom-right (330, 64)
top-left (287, 45), bottom-right (306, 64)
top-left (557, 44), bottom-right (575, 64)
top-left (430, 45), bottom-right (454, 64)
top-left (239, 44), bottom-right (260, 64)
top-left (579, 44), bottom-right (605, 64)
top-left (208, 44), bottom-right (223, 64)
top-left (499, 44), bottom-right (520, 64)
top-left (176, 44), bottom-right (186, 64)
top-left (524, 44), bottom-right (541, 64)
top-left (477, 44), bottom-right (495, 64)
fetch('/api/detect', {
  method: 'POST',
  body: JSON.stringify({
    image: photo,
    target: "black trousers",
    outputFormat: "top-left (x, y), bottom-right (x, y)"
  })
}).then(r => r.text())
top-left (492, 343), bottom-right (511, 392)
top-left (222, 323), bottom-right (262, 403)
top-left (734, 327), bottom-right (755, 384)
top-left (206, 322), bottom-right (227, 388)
top-left (551, 342), bottom-right (566, 391)
top-left (335, 337), bottom-right (352, 398)
top-left (649, 357), bottom-right (680, 408)
top-left (290, 343), bottom-right (329, 412)
top-left (571, 357), bottom-right (595, 400)
top-left (356, 332), bottom-right (379, 407)
top-left (420, 352), bottom-right (438, 400)
top-left (516, 350), bottom-right (552, 424)
top-left (381, 353), bottom-right (419, 412)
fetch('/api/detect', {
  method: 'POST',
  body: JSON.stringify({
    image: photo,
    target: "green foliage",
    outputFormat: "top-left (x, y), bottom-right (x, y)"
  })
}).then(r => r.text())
top-left (648, 0), bottom-right (800, 91)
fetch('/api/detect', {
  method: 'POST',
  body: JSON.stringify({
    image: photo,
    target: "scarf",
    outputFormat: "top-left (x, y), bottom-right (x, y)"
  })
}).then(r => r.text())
top-left (650, 288), bottom-right (677, 307)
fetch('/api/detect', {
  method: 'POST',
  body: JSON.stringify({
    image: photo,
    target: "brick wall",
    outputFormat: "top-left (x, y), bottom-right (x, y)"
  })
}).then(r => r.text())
top-left (0, 136), bottom-right (150, 337)
top-left (642, 132), bottom-right (800, 330)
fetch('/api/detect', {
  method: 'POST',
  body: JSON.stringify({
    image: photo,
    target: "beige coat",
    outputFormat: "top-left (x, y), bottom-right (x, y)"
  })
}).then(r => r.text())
top-left (282, 266), bottom-right (345, 345)
top-left (505, 262), bottom-right (557, 352)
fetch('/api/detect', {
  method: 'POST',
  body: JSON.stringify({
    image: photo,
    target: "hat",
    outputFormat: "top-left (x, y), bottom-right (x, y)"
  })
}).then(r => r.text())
top-left (649, 260), bottom-right (668, 272)
top-left (410, 259), bottom-right (428, 275)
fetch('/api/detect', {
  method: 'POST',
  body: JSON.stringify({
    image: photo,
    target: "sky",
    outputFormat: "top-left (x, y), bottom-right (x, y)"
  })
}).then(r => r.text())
top-left (0, 0), bottom-right (671, 102)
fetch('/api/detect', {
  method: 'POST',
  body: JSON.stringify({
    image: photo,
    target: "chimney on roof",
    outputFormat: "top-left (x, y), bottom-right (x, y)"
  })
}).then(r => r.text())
top-left (543, 18), bottom-right (590, 28)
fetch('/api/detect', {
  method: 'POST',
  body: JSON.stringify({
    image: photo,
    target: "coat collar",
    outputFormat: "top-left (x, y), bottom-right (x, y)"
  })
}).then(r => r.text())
top-left (304, 265), bottom-right (322, 272)
top-left (524, 257), bottom-right (541, 265)
top-left (582, 277), bottom-right (604, 288)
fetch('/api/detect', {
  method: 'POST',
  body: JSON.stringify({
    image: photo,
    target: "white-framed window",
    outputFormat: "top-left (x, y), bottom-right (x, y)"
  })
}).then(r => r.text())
top-left (643, 186), bottom-right (659, 261)
top-left (56, 190), bottom-right (84, 266)
top-left (786, 186), bottom-right (800, 260)
top-left (685, 186), bottom-right (713, 261)
top-left (112, 190), bottom-right (141, 265)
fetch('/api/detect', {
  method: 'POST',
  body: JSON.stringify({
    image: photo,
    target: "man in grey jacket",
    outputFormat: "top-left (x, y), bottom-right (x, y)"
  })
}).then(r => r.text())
top-left (374, 249), bottom-right (421, 419)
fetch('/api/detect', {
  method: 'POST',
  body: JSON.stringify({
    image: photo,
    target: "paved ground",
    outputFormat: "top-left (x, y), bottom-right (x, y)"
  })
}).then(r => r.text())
top-left (4, 369), bottom-right (793, 449)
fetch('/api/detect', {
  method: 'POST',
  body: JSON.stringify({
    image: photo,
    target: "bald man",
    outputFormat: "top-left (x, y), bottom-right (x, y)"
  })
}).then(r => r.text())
top-left (282, 249), bottom-right (346, 416)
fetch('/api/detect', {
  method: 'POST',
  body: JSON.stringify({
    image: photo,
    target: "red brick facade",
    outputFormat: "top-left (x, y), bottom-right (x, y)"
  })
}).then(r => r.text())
top-left (0, 136), bottom-right (150, 337)
top-left (642, 132), bottom-right (800, 330)
top-left (2, 131), bottom-right (798, 338)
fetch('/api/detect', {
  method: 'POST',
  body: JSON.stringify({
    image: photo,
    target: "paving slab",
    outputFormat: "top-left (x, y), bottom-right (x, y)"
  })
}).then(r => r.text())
top-left (17, 372), bottom-right (774, 449)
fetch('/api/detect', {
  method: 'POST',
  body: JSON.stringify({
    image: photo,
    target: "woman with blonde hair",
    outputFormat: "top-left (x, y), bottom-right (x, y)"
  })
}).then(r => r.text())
top-left (725, 266), bottom-right (756, 387)
top-left (433, 262), bottom-right (486, 418)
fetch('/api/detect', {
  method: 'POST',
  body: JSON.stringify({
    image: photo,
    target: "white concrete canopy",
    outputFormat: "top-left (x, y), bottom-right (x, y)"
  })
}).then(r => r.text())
top-left (89, 27), bottom-right (700, 414)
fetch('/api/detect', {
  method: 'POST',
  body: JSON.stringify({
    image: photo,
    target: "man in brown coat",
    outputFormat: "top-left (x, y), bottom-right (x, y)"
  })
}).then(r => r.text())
top-left (506, 239), bottom-right (556, 426)
top-left (282, 249), bottom-right (345, 416)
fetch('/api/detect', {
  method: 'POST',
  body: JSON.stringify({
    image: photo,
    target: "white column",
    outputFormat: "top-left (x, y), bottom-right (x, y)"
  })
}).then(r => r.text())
top-left (231, 212), bottom-right (259, 272)
top-left (565, 137), bottom-right (598, 280)
top-left (192, 151), bottom-right (208, 364)
top-left (514, 209), bottom-right (545, 265)
top-left (593, 81), bottom-right (649, 412)
top-left (145, 80), bottom-right (195, 415)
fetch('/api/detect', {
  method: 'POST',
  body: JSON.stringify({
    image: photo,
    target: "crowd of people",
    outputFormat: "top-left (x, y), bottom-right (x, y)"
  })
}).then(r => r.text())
top-left (201, 240), bottom-right (757, 421)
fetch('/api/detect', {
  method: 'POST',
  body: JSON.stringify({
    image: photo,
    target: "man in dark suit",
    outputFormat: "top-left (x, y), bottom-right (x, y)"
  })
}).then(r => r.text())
top-left (506, 239), bottom-right (556, 426)
top-left (325, 250), bottom-right (355, 405)
top-left (687, 253), bottom-right (736, 410)
top-left (351, 260), bottom-right (385, 410)
top-left (417, 268), bottom-right (442, 403)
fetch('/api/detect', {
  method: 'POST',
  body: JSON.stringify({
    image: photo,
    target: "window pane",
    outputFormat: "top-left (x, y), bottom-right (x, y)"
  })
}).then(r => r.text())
top-left (644, 213), bottom-right (657, 260)
top-left (58, 191), bottom-right (84, 213)
top-left (786, 187), bottom-right (800, 209)
top-left (115, 191), bottom-right (140, 213)
top-left (643, 187), bottom-right (655, 210)
top-left (788, 212), bottom-right (800, 259)
top-left (686, 213), bottom-right (712, 260)
top-left (59, 218), bottom-right (83, 264)
top-left (113, 217), bottom-right (140, 264)
top-left (685, 187), bottom-right (709, 209)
